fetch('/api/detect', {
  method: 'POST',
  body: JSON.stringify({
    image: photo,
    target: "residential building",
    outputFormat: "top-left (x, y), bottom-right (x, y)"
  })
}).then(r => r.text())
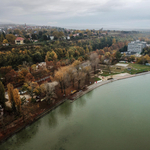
top-left (128, 40), bottom-right (147, 54)
top-left (36, 62), bottom-right (46, 70)
top-left (67, 36), bottom-right (70, 40)
top-left (15, 37), bottom-right (24, 44)
top-left (79, 61), bottom-right (91, 69)
top-left (62, 36), bottom-right (66, 40)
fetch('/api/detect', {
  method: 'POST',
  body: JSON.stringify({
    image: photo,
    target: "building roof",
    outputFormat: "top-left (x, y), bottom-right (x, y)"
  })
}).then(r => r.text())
top-left (15, 37), bottom-right (24, 41)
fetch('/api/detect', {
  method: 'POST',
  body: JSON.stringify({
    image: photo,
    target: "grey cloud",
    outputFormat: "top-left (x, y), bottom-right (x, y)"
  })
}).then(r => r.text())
top-left (0, 0), bottom-right (150, 29)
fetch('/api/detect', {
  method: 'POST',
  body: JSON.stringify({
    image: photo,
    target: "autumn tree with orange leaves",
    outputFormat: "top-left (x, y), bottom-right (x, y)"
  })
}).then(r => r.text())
top-left (13, 89), bottom-right (21, 114)
top-left (25, 73), bottom-right (35, 82)
top-left (7, 83), bottom-right (16, 113)
top-left (5, 69), bottom-right (18, 85)
top-left (52, 66), bottom-right (70, 94)
top-left (23, 82), bottom-right (39, 99)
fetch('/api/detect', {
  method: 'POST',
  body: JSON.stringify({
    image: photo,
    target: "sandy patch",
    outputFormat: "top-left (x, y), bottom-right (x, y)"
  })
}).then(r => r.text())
top-left (5, 94), bottom-right (31, 100)
top-left (115, 63), bottom-right (128, 67)
top-left (112, 73), bottom-right (131, 79)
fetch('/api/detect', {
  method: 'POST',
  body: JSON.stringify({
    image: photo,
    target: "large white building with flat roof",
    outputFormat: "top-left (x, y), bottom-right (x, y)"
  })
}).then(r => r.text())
top-left (128, 40), bottom-right (147, 54)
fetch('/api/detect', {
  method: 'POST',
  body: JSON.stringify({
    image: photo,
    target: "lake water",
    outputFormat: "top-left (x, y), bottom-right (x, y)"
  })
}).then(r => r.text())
top-left (1, 74), bottom-right (150, 150)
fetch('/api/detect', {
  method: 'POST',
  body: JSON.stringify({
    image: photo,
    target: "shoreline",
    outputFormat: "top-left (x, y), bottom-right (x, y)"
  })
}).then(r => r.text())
top-left (1, 71), bottom-right (150, 144)
top-left (70, 71), bottom-right (150, 102)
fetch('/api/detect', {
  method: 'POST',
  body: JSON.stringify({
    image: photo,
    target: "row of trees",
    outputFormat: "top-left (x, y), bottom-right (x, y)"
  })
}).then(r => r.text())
top-left (0, 80), bottom-right (57, 114)
top-left (136, 55), bottom-right (150, 64)
top-left (52, 60), bottom-right (91, 95)
top-left (22, 81), bottom-right (56, 104)
top-left (0, 66), bottom-right (36, 86)
top-left (0, 33), bottom-right (16, 44)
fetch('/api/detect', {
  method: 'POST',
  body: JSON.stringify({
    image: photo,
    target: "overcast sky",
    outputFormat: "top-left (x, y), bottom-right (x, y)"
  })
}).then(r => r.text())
top-left (1, 0), bottom-right (150, 29)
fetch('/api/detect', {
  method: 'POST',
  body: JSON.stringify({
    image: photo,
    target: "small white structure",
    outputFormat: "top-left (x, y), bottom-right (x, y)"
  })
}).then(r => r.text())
top-left (146, 44), bottom-right (150, 47)
top-left (0, 105), bottom-right (4, 117)
top-left (50, 36), bottom-right (54, 40)
top-left (62, 36), bottom-right (66, 40)
top-left (3, 43), bottom-right (9, 46)
top-left (116, 63), bottom-right (128, 67)
top-left (36, 62), bottom-right (46, 70)
top-left (67, 36), bottom-right (70, 40)
top-left (146, 63), bottom-right (150, 66)
top-left (134, 53), bottom-right (141, 57)
top-left (104, 59), bottom-right (109, 64)
top-left (47, 81), bottom-right (59, 87)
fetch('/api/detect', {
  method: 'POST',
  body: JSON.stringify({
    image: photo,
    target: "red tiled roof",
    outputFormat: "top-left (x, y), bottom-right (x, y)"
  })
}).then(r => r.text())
top-left (15, 37), bottom-right (24, 41)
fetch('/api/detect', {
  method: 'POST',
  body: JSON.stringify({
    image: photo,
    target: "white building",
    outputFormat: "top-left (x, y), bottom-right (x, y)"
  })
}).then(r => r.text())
top-left (50, 36), bottom-right (54, 40)
top-left (67, 36), bottom-right (70, 40)
top-left (36, 62), bottom-right (46, 70)
top-left (62, 36), bottom-right (66, 40)
top-left (128, 40), bottom-right (147, 54)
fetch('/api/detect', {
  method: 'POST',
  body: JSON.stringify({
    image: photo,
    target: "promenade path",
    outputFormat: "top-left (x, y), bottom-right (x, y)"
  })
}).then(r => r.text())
top-left (71, 72), bottom-right (142, 101)
top-left (71, 80), bottom-right (112, 100)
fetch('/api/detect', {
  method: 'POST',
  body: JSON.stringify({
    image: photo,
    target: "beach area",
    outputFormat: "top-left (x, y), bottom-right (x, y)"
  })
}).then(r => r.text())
top-left (70, 71), bottom-right (150, 102)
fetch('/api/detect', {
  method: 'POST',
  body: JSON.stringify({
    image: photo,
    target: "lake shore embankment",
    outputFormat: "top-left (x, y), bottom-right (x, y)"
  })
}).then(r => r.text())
top-left (1, 71), bottom-right (150, 144)
top-left (70, 71), bottom-right (150, 102)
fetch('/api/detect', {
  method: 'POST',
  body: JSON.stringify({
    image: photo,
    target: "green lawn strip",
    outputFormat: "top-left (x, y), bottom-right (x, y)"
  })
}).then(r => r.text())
top-left (126, 63), bottom-right (150, 74)
top-left (93, 77), bottom-right (101, 81)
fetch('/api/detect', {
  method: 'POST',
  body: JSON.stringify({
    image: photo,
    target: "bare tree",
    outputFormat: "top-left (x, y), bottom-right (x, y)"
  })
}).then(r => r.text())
top-left (104, 52), bottom-right (113, 74)
top-left (75, 68), bottom-right (86, 89)
top-left (83, 66), bottom-right (92, 83)
top-left (46, 82), bottom-right (57, 104)
top-left (106, 59), bottom-right (112, 74)
top-left (90, 53), bottom-right (99, 74)
top-left (68, 66), bottom-right (77, 87)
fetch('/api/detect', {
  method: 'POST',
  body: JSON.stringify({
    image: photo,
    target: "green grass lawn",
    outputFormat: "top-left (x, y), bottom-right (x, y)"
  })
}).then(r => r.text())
top-left (93, 77), bottom-right (101, 81)
top-left (100, 63), bottom-right (150, 76)
top-left (125, 63), bottom-right (150, 74)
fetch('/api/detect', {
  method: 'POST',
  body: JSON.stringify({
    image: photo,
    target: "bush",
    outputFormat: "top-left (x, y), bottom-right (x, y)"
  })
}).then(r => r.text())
top-left (21, 96), bottom-right (26, 105)
top-left (5, 106), bottom-right (13, 112)
top-left (31, 98), bottom-right (36, 103)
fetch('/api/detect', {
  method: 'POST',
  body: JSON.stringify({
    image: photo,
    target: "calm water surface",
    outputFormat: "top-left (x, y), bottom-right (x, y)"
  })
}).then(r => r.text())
top-left (1, 74), bottom-right (150, 150)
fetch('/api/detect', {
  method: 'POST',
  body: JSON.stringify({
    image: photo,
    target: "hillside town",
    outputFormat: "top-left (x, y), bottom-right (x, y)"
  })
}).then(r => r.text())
top-left (1, 23), bottom-right (150, 144)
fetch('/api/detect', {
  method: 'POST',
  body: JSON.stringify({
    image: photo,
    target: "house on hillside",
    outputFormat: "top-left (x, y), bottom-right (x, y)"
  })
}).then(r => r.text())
top-left (15, 37), bottom-right (24, 45)
top-left (62, 36), bottom-right (66, 40)
top-left (79, 61), bottom-right (91, 69)
top-left (50, 36), bottom-right (54, 40)
top-left (73, 34), bottom-right (78, 37)
top-left (67, 36), bottom-right (70, 40)
top-left (36, 62), bottom-right (46, 70)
